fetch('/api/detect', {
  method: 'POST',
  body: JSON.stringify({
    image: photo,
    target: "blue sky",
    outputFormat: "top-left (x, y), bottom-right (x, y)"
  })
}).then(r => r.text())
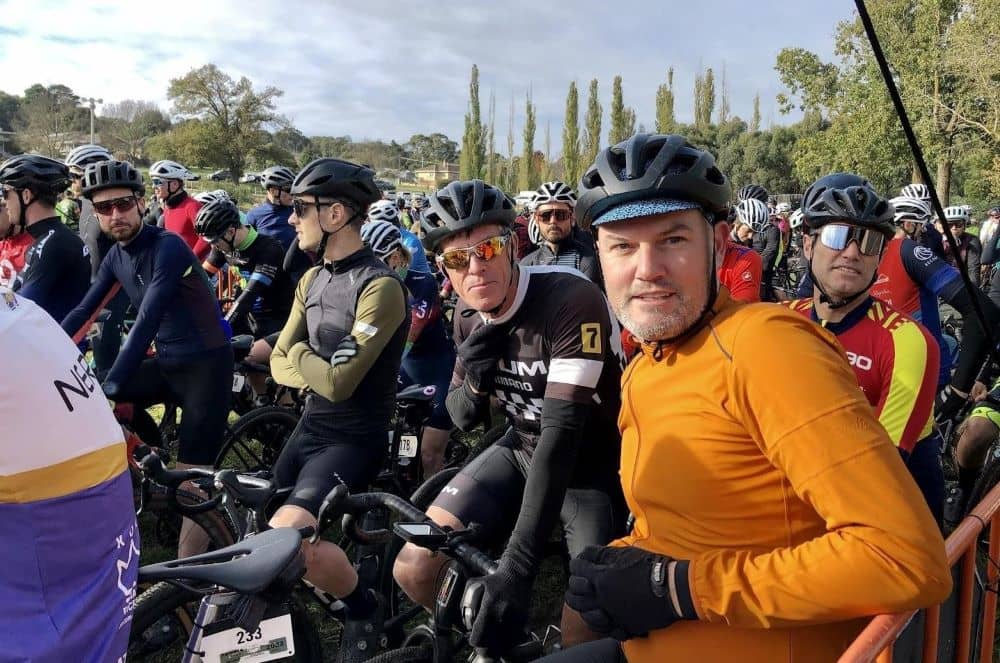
top-left (0, 0), bottom-right (855, 150)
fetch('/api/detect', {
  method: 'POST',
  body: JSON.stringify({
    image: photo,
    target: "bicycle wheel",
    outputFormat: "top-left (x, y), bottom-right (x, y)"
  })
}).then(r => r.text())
top-left (379, 467), bottom-right (462, 646)
top-left (129, 582), bottom-right (324, 662)
top-left (141, 484), bottom-right (240, 552)
top-left (215, 406), bottom-right (300, 472)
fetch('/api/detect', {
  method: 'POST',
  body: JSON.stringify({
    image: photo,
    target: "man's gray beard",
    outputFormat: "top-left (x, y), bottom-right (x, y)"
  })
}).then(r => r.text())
top-left (611, 290), bottom-right (698, 342)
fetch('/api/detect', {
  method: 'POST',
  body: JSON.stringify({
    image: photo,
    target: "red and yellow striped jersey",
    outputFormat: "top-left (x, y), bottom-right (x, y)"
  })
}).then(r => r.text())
top-left (785, 296), bottom-right (939, 453)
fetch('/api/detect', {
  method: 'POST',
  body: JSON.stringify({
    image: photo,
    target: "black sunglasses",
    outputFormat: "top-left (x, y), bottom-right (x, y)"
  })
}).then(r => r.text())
top-left (93, 195), bottom-right (138, 216)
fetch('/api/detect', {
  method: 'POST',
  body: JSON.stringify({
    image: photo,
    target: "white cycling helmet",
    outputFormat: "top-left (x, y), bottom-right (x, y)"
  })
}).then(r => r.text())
top-left (149, 159), bottom-right (195, 181)
top-left (528, 218), bottom-right (543, 245)
top-left (901, 183), bottom-right (931, 202)
top-left (889, 195), bottom-right (932, 225)
top-left (789, 209), bottom-right (804, 230)
top-left (775, 202), bottom-right (792, 215)
top-left (735, 198), bottom-right (771, 234)
top-left (65, 144), bottom-right (114, 172)
top-left (368, 199), bottom-right (400, 224)
top-left (360, 220), bottom-right (402, 258)
top-left (194, 189), bottom-right (232, 205)
top-left (944, 205), bottom-right (970, 224)
top-left (532, 181), bottom-right (577, 208)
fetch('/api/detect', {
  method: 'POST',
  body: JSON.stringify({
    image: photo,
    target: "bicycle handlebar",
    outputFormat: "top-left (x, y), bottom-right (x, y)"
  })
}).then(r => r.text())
top-left (318, 486), bottom-right (497, 576)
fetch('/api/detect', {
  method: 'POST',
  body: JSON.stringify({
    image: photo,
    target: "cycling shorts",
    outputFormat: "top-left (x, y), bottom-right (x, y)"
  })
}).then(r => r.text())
top-left (399, 349), bottom-right (455, 430)
top-left (429, 429), bottom-right (625, 557)
top-left (273, 417), bottom-right (385, 516)
top-left (115, 345), bottom-right (234, 465)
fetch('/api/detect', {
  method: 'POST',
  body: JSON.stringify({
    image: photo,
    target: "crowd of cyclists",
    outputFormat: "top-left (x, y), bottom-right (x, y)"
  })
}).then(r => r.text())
top-left (2, 131), bottom-right (1000, 662)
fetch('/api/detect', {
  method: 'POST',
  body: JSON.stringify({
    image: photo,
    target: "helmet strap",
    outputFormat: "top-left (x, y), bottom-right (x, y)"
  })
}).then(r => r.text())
top-left (808, 255), bottom-right (877, 310)
top-left (15, 189), bottom-right (35, 233)
top-left (316, 197), bottom-right (358, 262)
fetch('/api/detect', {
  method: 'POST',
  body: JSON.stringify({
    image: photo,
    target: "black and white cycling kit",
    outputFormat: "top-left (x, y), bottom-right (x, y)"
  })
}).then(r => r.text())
top-left (434, 266), bottom-right (626, 561)
top-left (13, 217), bottom-right (91, 322)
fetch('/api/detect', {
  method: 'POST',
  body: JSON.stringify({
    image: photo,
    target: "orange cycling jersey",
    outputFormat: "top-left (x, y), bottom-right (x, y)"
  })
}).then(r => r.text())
top-left (616, 288), bottom-right (950, 663)
top-left (717, 240), bottom-right (761, 303)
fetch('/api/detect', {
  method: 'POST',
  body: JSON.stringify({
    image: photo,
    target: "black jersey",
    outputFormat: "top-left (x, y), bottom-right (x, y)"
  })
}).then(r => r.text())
top-left (204, 228), bottom-right (293, 326)
top-left (14, 217), bottom-right (91, 322)
top-left (453, 266), bottom-right (624, 483)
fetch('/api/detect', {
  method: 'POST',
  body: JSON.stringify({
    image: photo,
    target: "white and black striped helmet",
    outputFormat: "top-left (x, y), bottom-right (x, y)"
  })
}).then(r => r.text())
top-left (360, 220), bottom-right (402, 258)
top-left (735, 198), bottom-right (771, 234)
top-left (789, 209), bottom-right (804, 230)
top-left (194, 189), bottom-right (232, 205)
top-left (889, 196), bottom-right (932, 225)
top-left (368, 199), bottom-right (400, 224)
top-left (532, 181), bottom-right (576, 208)
top-left (944, 205), bottom-right (970, 224)
top-left (528, 218), bottom-right (543, 245)
top-left (149, 159), bottom-right (195, 181)
top-left (901, 183), bottom-right (931, 202)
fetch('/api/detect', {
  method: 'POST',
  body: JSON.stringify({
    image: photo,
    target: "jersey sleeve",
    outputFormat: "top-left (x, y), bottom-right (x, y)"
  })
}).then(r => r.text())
top-left (543, 278), bottom-right (617, 404)
top-left (16, 233), bottom-right (78, 317)
top-left (900, 237), bottom-right (963, 300)
top-left (687, 308), bottom-right (951, 626)
top-left (724, 251), bottom-right (762, 303)
top-left (202, 248), bottom-right (227, 275)
top-left (61, 251), bottom-right (118, 338)
top-left (270, 267), bottom-right (318, 390)
top-left (285, 276), bottom-right (407, 402)
top-left (872, 313), bottom-right (940, 454)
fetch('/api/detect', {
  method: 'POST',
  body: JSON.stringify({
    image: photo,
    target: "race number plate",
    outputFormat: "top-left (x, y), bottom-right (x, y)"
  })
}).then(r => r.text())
top-left (398, 434), bottom-right (419, 458)
top-left (232, 373), bottom-right (246, 393)
top-left (200, 614), bottom-right (295, 663)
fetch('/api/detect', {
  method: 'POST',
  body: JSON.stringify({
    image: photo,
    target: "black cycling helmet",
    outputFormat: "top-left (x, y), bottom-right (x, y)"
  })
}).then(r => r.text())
top-left (291, 158), bottom-right (381, 208)
top-left (260, 165), bottom-right (296, 191)
top-left (421, 179), bottom-right (515, 252)
top-left (81, 160), bottom-right (145, 200)
top-left (575, 133), bottom-right (731, 231)
top-left (0, 154), bottom-right (70, 194)
top-left (802, 173), bottom-right (894, 311)
top-left (737, 184), bottom-right (769, 204)
top-left (194, 198), bottom-right (241, 241)
top-left (801, 173), bottom-right (894, 235)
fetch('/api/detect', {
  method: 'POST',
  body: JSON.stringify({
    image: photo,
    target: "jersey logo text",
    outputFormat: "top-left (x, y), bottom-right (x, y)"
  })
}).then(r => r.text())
top-left (846, 351), bottom-right (873, 371)
top-left (53, 354), bottom-right (99, 412)
top-left (498, 359), bottom-right (547, 377)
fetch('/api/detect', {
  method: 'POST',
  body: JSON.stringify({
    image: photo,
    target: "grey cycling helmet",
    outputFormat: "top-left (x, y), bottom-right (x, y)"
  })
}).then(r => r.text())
top-left (737, 184), bottom-right (769, 204)
top-left (421, 179), bottom-right (515, 252)
top-left (0, 154), bottom-right (70, 194)
top-left (576, 133), bottom-right (731, 231)
top-left (81, 160), bottom-right (145, 200)
top-left (193, 189), bottom-right (232, 205)
top-left (901, 183), bottom-right (931, 202)
top-left (801, 173), bottom-right (894, 235)
top-left (260, 165), bottom-right (296, 190)
top-left (194, 198), bottom-right (241, 241)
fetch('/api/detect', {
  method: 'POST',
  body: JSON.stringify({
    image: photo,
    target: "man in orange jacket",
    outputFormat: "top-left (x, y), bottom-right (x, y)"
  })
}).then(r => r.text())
top-left (540, 134), bottom-right (951, 663)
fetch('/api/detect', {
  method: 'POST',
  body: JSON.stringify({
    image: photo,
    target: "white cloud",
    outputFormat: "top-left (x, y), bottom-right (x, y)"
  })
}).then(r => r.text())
top-left (0, 0), bottom-right (853, 147)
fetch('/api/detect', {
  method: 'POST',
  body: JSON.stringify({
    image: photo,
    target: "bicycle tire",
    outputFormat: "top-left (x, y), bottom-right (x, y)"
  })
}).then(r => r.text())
top-left (365, 644), bottom-right (434, 663)
top-left (129, 581), bottom-right (324, 662)
top-left (379, 467), bottom-right (462, 647)
top-left (965, 454), bottom-right (1000, 517)
top-left (214, 405), bottom-right (300, 472)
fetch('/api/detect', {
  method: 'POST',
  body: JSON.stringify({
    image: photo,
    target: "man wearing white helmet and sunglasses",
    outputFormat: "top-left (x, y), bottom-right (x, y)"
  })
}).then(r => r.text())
top-left (149, 159), bottom-right (210, 260)
top-left (522, 181), bottom-right (602, 284)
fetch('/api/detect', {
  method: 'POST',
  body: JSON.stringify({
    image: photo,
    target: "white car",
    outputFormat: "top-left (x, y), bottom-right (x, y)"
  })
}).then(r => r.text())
top-left (240, 172), bottom-right (260, 184)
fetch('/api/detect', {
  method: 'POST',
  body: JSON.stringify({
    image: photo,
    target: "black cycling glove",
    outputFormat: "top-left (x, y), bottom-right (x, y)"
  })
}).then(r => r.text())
top-left (457, 321), bottom-right (511, 392)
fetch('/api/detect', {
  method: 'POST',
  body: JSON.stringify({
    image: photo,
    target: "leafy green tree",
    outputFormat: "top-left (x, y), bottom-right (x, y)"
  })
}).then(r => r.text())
top-left (519, 92), bottom-right (537, 191)
top-left (168, 64), bottom-right (283, 181)
top-left (655, 69), bottom-right (676, 134)
top-left (583, 79), bottom-right (602, 169)
top-left (459, 64), bottom-right (486, 179)
top-left (562, 81), bottom-right (582, 187)
top-left (609, 75), bottom-right (628, 144)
